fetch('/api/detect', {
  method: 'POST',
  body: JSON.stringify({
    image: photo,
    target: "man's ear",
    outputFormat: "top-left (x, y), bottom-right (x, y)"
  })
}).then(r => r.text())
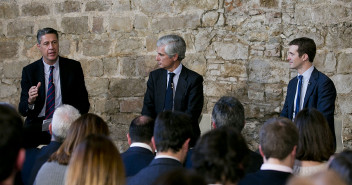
top-left (259, 145), bottom-right (265, 158)
top-left (16, 149), bottom-right (25, 171)
top-left (127, 133), bottom-right (132, 146)
top-left (49, 123), bottom-right (52, 135)
top-left (182, 138), bottom-right (190, 151)
top-left (301, 53), bottom-right (309, 62)
top-left (172, 53), bottom-right (179, 62)
top-left (151, 137), bottom-right (156, 152)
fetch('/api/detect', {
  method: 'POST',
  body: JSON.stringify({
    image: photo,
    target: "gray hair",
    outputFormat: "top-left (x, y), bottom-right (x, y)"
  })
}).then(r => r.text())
top-left (51, 104), bottom-right (80, 142)
top-left (157, 35), bottom-right (186, 61)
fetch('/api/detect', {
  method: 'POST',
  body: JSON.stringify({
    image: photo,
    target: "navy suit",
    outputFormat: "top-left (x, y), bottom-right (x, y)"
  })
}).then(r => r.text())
top-left (121, 147), bottom-right (155, 177)
top-left (142, 66), bottom-right (204, 137)
top-left (127, 158), bottom-right (183, 185)
top-left (280, 67), bottom-right (337, 139)
top-left (18, 57), bottom-right (90, 147)
top-left (239, 170), bottom-right (292, 185)
top-left (246, 150), bottom-right (263, 174)
top-left (21, 148), bottom-right (40, 185)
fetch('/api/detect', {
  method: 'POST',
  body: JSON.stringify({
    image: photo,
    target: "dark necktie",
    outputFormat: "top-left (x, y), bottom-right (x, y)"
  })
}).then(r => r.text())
top-left (295, 75), bottom-right (303, 116)
top-left (45, 66), bottom-right (55, 119)
top-left (164, 73), bottom-right (175, 110)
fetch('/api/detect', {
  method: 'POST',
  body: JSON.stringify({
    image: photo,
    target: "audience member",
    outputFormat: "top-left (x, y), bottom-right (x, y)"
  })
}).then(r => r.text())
top-left (26, 105), bottom-right (80, 185)
top-left (121, 115), bottom-right (155, 177)
top-left (293, 108), bottom-right (335, 176)
top-left (65, 134), bottom-right (125, 185)
top-left (328, 150), bottom-right (352, 185)
top-left (34, 113), bottom-right (109, 185)
top-left (127, 111), bottom-right (193, 185)
top-left (239, 117), bottom-right (298, 185)
top-left (192, 127), bottom-right (249, 185)
top-left (211, 96), bottom-right (263, 173)
top-left (152, 169), bottom-right (206, 185)
top-left (0, 104), bottom-right (25, 185)
top-left (287, 170), bottom-right (347, 185)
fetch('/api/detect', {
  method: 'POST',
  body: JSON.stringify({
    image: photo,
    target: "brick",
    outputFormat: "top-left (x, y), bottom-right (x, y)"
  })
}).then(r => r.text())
top-left (109, 78), bottom-right (146, 97)
top-left (0, 42), bottom-right (18, 59)
top-left (81, 58), bottom-right (104, 77)
top-left (22, 3), bottom-right (49, 16)
top-left (119, 98), bottom-right (143, 113)
top-left (7, 20), bottom-right (35, 37)
top-left (0, 3), bottom-right (19, 18)
top-left (55, 1), bottom-right (81, 13)
top-left (86, 1), bottom-right (110, 11)
top-left (92, 17), bottom-right (104, 33)
top-left (110, 16), bottom-right (133, 32)
top-left (62, 17), bottom-right (88, 34)
top-left (82, 39), bottom-right (111, 56)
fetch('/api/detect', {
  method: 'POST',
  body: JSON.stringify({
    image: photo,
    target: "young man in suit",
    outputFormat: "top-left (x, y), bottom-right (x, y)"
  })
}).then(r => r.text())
top-left (239, 117), bottom-right (298, 185)
top-left (280, 37), bottom-right (336, 141)
top-left (122, 115), bottom-right (155, 177)
top-left (127, 111), bottom-right (193, 185)
top-left (18, 27), bottom-right (90, 148)
top-left (141, 35), bottom-right (204, 139)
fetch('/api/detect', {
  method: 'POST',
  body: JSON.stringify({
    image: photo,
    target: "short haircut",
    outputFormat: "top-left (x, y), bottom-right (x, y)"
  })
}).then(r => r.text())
top-left (37, 27), bottom-right (58, 44)
top-left (192, 127), bottom-right (249, 184)
top-left (260, 117), bottom-right (298, 160)
top-left (129, 115), bottom-right (154, 143)
top-left (0, 104), bottom-right (23, 181)
top-left (289, 37), bottom-right (316, 62)
top-left (212, 96), bottom-right (245, 131)
top-left (157, 35), bottom-right (186, 61)
top-left (294, 108), bottom-right (335, 161)
top-left (154, 111), bottom-right (193, 153)
top-left (152, 169), bottom-right (206, 185)
top-left (51, 104), bottom-right (81, 142)
top-left (328, 150), bottom-right (352, 185)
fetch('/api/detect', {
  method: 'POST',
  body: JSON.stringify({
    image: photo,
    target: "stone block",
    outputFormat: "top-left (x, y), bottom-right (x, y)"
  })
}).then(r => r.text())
top-left (119, 98), bottom-right (143, 113)
top-left (222, 61), bottom-right (247, 78)
top-left (90, 97), bottom-right (119, 114)
top-left (7, 20), bottom-right (34, 37)
top-left (194, 28), bottom-right (214, 52)
top-left (248, 83), bottom-right (265, 101)
top-left (115, 37), bottom-right (144, 54)
top-left (337, 94), bottom-right (352, 114)
top-left (55, 1), bottom-right (81, 13)
top-left (212, 42), bottom-right (249, 60)
top-left (62, 17), bottom-right (88, 34)
top-left (265, 12), bottom-right (281, 25)
top-left (204, 81), bottom-right (232, 97)
top-left (146, 35), bottom-right (157, 52)
top-left (0, 42), bottom-right (18, 59)
top-left (134, 15), bottom-right (148, 29)
top-left (295, 4), bottom-right (348, 25)
top-left (314, 50), bottom-right (336, 73)
top-left (182, 54), bottom-right (207, 76)
top-left (326, 26), bottom-right (352, 50)
top-left (103, 57), bottom-right (119, 76)
top-left (82, 39), bottom-right (111, 56)
top-left (92, 17), bottom-right (104, 33)
top-left (331, 74), bottom-right (352, 94)
top-left (0, 3), bottom-right (19, 18)
top-left (133, 0), bottom-right (173, 15)
top-left (23, 37), bottom-right (41, 59)
top-left (248, 59), bottom-right (289, 84)
top-left (109, 78), bottom-right (146, 97)
top-left (110, 16), bottom-right (133, 32)
top-left (112, 0), bottom-right (130, 11)
top-left (85, 77), bottom-right (109, 96)
top-left (0, 83), bottom-right (17, 98)
top-left (110, 112), bottom-right (139, 124)
top-left (81, 58), bottom-right (104, 77)
top-left (337, 52), bottom-right (352, 74)
top-left (120, 55), bottom-right (156, 78)
top-left (174, 0), bottom-right (218, 12)
top-left (59, 39), bottom-right (71, 56)
top-left (86, 1), bottom-right (110, 11)
top-left (37, 19), bottom-right (58, 33)
top-left (264, 44), bottom-right (280, 57)
top-left (3, 61), bottom-right (28, 78)
top-left (202, 11), bottom-right (219, 27)
top-left (260, 0), bottom-right (278, 8)
top-left (264, 83), bottom-right (284, 102)
top-left (151, 14), bottom-right (201, 31)
top-left (22, 3), bottom-right (49, 16)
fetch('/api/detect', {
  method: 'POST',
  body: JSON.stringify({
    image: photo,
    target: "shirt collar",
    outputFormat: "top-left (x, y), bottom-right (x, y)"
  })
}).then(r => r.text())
top-left (260, 163), bottom-right (293, 173)
top-left (130, 142), bottom-right (153, 152)
top-left (155, 154), bottom-right (180, 162)
top-left (168, 63), bottom-right (182, 75)
top-left (42, 57), bottom-right (59, 72)
top-left (298, 65), bottom-right (314, 81)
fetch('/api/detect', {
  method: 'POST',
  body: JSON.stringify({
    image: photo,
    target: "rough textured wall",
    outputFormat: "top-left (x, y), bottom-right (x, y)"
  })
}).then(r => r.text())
top-left (0, 0), bottom-right (351, 151)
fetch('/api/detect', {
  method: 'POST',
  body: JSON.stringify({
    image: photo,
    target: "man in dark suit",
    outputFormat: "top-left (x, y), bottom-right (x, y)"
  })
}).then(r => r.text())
top-left (239, 117), bottom-right (298, 185)
top-left (280, 37), bottom-right (337, 141)
top-left (141, 34), bottom-right (204, 139)
top-left (18, 27), bottom-right (90, 148)
top-left (122, 115), bottom-right (155, 177)
top-left (127, 111), bottom-right (193, 185)
top-left (211, 96), bottom-right (263, 174)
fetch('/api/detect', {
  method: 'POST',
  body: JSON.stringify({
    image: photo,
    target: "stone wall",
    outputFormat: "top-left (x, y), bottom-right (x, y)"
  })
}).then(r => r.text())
top-left (0, 0), bottom-right (351, 151)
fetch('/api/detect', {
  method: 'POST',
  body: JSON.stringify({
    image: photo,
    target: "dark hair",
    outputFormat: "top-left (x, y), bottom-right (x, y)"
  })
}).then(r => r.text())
top-left (289, 37), bottom-right (316, 63)
top-left (212, 96), bottom-right (245, 131)
top-left (260, 117), bottom-right (298, 160)
top-left (152, 169), bottom-right (206, 185)
top-left (192, 127), bottom-right (249, 184)
top-left (129, 115), bottom-right (154, 143)
top-left (154, 111), bottom-right (193, 153)
top-left (294, 108), bottom-right (335, 161)
top-left (37, 27), bottom-right (58, 44)
top-left (0, 104), bottom-right (23, 181)
top-left (328, 150), bottom-right (352, 185)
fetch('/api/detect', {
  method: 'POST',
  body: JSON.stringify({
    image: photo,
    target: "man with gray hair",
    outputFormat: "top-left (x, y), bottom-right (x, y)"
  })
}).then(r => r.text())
top-left (142, 34), bottom-right (204, 140)
top-left (27, 104), bottom-right (80, 185)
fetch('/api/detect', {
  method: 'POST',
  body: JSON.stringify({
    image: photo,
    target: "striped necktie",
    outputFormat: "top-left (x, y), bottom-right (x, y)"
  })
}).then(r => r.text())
top-left (45, 66), bottom-right (55, 119)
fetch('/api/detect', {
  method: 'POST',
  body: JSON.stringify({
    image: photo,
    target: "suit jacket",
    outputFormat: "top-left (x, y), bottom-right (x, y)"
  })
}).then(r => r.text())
top-left (280, 67), bottom-right (337, 139)
top-left (246, 150), bottom-right (263, 174)
top-left (141, 66), bottom-right (204, 136)
top-left (18, 56), bottom-right (90, 123)
top-left (238, 170), bottom-right (292, 185)
top-left (121, 146), bottom-right (155, 177)
top-left (21, 148), bottom-right (40, 185)
top-left (127, 158), bottom-right (183, 185)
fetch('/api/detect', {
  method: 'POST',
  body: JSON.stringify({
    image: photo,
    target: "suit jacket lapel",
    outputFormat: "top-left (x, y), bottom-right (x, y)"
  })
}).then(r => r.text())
top-left (303, 67), bottom-right (318, 107)
top-left (37, 59), bottom-right (46, 110)
top-left (174, 67), bottom-right (188, 111)
top-left (156, 69), bottom-right (167, 112)
top-left (287, 76), bottom-right (298, 116)
top-left (59, 57), bottom-right (67, 101)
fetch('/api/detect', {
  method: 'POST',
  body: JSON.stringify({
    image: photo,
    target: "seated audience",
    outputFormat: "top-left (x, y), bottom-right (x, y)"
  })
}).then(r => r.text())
top-left (127, 111), bottom-right (193, 185)
top-left (122, 115), bottom-right (155, 177)
top-left (239, 117), bottom-right (299, 185)
top-left (152, 169), bottom-right (206, 185)
top-left (211, 96), bottom-right (263, 173)
top-left (293, 108), bottom-right (335, 176)
top-left (27, 105), bottom-right (80, 185)
top-left (34, 113), bottom-right (109, 185)
top-left (65, 134), bottom-right (125, 185)
top-left (328, 150), bottom-right (352, 185)
top-left (0, 104), bottom-right (25, 185)
top-left (192, 127), bottom-right (249, 185)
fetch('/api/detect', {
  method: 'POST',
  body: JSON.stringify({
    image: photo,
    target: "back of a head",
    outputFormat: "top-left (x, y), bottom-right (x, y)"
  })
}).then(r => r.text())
top-left (192, 127), bottom-right (249, 184)
top-left (0, 104), bottom-right (23, 182)
top-left (152, 169), bottom-right (206, 185)
top-left (52, 104), bottom-right (81, 142)
top-left (294, 108), bottom-right (335, 161)
top-left (212, 96), bottom-right (245, 131)
top-left (288, 37), bottom-right (316, 62)
top-left (65, 134), bottom-right (125, 185)
top-left (156, 35), bottom-right (186, 61)
top-left (50, 113), bottom-right (110, 164)
top-left (260, 117), bottom-right (298, 160)
top-left (129, 115), bottom-right (154, 143)
top-left (154, 111), bottom-right (193, 152)
top-left (328, 150), bottom-right (352, 185)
